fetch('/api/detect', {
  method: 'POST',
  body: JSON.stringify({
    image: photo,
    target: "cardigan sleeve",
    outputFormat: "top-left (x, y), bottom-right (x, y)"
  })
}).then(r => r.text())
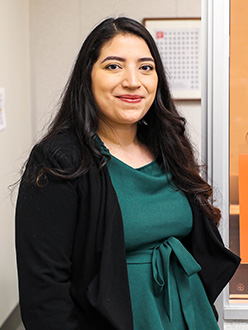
top-left (182, 194), bottom-right (240, 305)
top-left (16, 141), bottom-right (81, 330)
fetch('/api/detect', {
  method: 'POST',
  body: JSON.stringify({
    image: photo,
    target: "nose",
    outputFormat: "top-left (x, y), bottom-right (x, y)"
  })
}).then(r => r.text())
top-left (122, 69), bottom-right (141, 89)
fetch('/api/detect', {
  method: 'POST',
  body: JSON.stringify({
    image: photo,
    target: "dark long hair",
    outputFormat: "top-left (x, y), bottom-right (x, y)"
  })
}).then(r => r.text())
top-left (27, 17), bottom-right (220, 224)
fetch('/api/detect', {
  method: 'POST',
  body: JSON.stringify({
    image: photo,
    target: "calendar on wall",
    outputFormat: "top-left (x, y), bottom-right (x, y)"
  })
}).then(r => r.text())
top-left (143, 18), bottom-right (201, 100)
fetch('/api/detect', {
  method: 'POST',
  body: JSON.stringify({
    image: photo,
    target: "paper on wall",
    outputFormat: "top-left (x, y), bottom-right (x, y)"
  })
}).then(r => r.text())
top-left (0, 88), bottom-right (6, 131)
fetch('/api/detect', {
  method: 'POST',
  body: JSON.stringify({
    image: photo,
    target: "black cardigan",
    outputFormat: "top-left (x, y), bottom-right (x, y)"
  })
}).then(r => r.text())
top-left (15, 131), bottom-right (240, 330)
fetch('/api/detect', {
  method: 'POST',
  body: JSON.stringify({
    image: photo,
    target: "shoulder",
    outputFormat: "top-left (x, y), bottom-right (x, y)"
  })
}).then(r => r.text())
top-left (28, 130), bottom-right (82, 175)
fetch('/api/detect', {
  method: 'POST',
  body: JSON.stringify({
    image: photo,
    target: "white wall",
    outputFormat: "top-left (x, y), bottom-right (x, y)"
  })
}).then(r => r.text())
top-left (225, 321), bottom-right (248, 329)
top-left (0, 0), bottom-right (32, 326)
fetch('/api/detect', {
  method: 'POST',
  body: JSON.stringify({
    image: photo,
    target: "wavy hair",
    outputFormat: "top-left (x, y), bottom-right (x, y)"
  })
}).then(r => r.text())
top-left (26, 17), bottom-right (220, 224)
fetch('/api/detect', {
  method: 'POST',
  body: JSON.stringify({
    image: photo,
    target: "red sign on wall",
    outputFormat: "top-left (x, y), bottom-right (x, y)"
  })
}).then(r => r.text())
top-left (156, 31), bottom-right (164, 39)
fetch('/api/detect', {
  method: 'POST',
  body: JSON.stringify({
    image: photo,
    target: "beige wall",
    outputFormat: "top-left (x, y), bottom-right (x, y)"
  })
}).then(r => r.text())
top-left (0, 0), bottom-right (32, 326)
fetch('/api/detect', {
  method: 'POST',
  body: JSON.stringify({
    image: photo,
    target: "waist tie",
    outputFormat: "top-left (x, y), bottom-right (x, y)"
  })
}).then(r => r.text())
top-left (127, 237), bottom-right (201, 330)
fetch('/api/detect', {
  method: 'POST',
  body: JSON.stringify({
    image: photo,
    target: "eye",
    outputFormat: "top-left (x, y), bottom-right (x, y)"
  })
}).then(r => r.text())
top-left (105, 64), bottom-right (121, 70)
top-left (140, 64), bottom-right (154, 72)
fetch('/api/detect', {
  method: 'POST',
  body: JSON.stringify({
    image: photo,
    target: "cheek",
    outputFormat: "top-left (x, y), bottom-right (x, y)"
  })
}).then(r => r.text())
top-left (148, 81), bottom-right (158, 100)
top-left (152, 76), bottom-right (159, 93)
top-left (93, 76), bottom-right (115, 96)
top-left (91, 80), bottom-right (115, 112)
top-left (145, 75), bottom-right (158, 94)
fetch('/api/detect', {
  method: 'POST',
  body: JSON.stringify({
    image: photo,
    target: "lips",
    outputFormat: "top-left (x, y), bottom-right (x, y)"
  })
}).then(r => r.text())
top-left (116, 94), bottom-right (144, 103)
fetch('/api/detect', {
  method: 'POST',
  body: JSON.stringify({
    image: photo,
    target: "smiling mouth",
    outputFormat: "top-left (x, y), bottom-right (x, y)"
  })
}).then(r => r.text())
top-left (116, 95), bottom-right (144, 103)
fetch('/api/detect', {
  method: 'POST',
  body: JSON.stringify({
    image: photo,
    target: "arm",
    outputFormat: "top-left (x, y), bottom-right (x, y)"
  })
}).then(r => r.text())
top-left (182, 194), bottom-right (240, 305)
top-left (16, 143), bottom-right (81, 330)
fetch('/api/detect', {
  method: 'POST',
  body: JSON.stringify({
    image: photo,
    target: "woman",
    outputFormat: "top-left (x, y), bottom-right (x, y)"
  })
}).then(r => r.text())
top-left (16, 17), bottom-right (240, 330)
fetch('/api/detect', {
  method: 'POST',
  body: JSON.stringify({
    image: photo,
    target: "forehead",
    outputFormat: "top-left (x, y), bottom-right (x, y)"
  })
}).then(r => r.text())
top-left (98, 33), bottom-right (153, 59)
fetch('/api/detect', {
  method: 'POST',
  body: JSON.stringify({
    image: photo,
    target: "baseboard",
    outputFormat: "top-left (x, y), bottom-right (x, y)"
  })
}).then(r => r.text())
top-left (0, 304), bottom-right (22, 330)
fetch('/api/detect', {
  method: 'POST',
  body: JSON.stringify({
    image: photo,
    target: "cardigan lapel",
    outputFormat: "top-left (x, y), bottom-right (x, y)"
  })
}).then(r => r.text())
top-left (86, 166), bottom-right (133, 330)
top-left (182, 194), bottom-right (240, 304)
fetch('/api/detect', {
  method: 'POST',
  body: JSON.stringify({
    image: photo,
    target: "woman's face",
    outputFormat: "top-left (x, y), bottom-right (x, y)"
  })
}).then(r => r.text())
top-left (91, 33), bottom-right (158, 129)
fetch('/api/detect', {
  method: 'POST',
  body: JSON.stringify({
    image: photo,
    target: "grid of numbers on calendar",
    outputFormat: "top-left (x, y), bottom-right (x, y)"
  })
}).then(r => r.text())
top-left (155, 29), bottom-right (200, 96)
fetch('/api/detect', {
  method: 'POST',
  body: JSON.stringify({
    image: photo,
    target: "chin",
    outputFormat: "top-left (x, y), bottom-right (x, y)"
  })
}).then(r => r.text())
top-left (120, 118), bottom-right (142, 125)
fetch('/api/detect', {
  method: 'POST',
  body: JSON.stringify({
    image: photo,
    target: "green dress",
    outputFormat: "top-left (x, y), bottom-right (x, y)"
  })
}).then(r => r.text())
top-left (97, 137), bottom-right (220, 330)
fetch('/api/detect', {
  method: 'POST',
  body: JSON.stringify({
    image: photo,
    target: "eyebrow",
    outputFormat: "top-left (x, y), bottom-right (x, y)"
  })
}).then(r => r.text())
top-left (100, 56), bottom-right (155, 63)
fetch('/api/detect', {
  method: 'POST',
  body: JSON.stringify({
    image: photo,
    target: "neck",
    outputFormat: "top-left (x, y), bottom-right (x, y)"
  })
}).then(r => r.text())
top-left (97, 122), bottom-right (138, 147)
